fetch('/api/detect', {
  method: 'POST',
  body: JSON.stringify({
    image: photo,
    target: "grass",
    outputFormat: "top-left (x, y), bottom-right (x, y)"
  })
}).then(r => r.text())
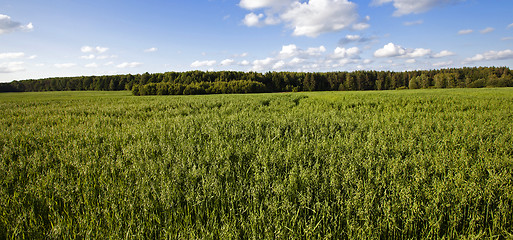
top-left (1, 88), bottom-right (512, 239)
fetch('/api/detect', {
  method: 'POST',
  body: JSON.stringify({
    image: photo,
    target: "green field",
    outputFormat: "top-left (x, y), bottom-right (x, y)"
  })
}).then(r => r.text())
top-left (1, 89), bottom-right (512, 239)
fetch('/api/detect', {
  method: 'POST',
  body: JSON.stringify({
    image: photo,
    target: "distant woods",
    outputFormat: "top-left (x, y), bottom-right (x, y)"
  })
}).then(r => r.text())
top-left (1, 67), bottom-right (512, 95)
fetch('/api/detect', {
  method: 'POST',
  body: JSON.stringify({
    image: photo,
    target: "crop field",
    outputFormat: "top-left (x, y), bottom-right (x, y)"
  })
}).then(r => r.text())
top-left (1, 89), bottom-right (513, 239)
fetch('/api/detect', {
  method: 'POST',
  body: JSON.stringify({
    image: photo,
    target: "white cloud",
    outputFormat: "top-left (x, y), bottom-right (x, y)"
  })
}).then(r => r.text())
top-left (116, 62), bottom-right (143, 68)
top-left (239, 0), bottom-right (294, 10)
top-left (0, 14), bottom-right (33, 35)
top-left (54, 63), bottom-right (77, 68)
top-left (332, 47), bottom-right (360, 58)
top-left (280, 44), bottom-right (299, 57)
top-left (144, 47), bottom-right (158, 53)
top-left (502, 37), bottom-right (513, 41)
top-left (405, 59), bottom-right (416, 63)
top-left (374, 42), bottom-right (432, 58)
top-left (305, 46), bottom-right (326, 56)
top-left (81, 46), bottom-right (109, 54)
top-left (85, 63), bottom-right (99, 68)
top-left (273, 60), bottom-right (286, 69)
top-left (374, 43), bottom-right (407, 57)
top-left (480, 27), bottom-right (494, 34)
top-left (403, 20), bottom-right (423, 26)
top-left (279, 44), bottom-right (326, 58)
top-left (290, 57), bottom-right (305, 64)
top-left (281, 0), bottom-right (359, 37)
top-left (190, 60), bottom-right (216, 68)
top-left (372, 0), bottom-right (466, 16)
top-left (409, 48), bottom-right (432, 58)
top-left (0, 62), bottom-right (25, 73)
top-left (0, 52), bottom-right (25, 59)
top-left (346, 35), bottom-right (361, 41)
top-left (508, 23), bottom-right (513, 29)
top-left (352, 22), bottom-right (370, 31)
top-left (28, 55), bottom-right (37, 59)
top-left (465, 49), bottom-right (513, 62)
top-left (433, 50), bottom-right (455, 58)
top-left (96, 47), bottom-right (109, 53)
top-left (220, 59), bottom-right (235, 66)
top-left (239, 0), bottom-right (366, 37)
top-left (458, 29), bottom-right (473, 35)
top-left (243, 13), bottom-right (264, 27)
top-left (252, 57), bottom-right (276, 71)
top-left (239, 60), bottom-right (250, 66)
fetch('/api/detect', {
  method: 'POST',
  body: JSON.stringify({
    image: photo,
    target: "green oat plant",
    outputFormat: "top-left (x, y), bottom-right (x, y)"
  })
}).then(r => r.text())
top-left (1, 88), bottom-right (512, 239)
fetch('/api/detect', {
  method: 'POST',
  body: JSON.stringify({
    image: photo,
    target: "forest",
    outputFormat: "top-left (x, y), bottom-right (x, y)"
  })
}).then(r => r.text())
top-left (0, 67), bottom-right (512, 94)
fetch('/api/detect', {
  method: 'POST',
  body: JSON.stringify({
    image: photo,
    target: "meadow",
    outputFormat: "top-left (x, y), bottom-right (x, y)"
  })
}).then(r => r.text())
top-left (1, 89), bottom-right (512, 239)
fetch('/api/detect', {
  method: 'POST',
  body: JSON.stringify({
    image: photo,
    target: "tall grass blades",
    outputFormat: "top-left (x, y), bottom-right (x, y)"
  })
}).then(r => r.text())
top-left (0, 89), bottom-right (512, 239)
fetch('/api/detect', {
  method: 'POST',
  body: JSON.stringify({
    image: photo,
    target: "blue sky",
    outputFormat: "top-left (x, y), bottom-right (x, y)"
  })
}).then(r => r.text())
top-left (0, 0), bottom-right (512, 82)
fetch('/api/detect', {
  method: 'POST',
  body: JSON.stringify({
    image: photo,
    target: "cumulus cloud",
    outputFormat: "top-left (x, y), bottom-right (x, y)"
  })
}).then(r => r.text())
top-left (239, 60), bottom-right (250, 66)
top-left (191, 60), bottom-right (216, 68)
top-left (116, 62), bottom-right (142, 68)
top-left (408, 48), bottom-right (432, 58)
top-left (273, 60), bottom-right (286, 69)
top-left (374, 43), bottom-right (407, 57)
top-left (144, 47), bottom-right (158, 53)
top-left (239, 0), bottom-right (367, 37)
top-left (278, 44), bottom-right (326, 58)
top-left (249, 44), bottom-right (367, 71)
top-left (81, 46), bottom-right (109, 54)
top-left (239, 0), bottom-right (294, 10)
top-left (281, 0), bottom-right (360, 37)
top-left (0, 14), bottom-right (33, 35)
top-left (54, 63), bottom-right (77, 68)
top-left (243, 13), bottom-right (264, 27)
top-left (433, 50), bottom-right (455, 58)
top-left (0, 52), bottom-right (25, 59)
top-left (251, 57), bottom-right (276, 71)
top-left (374, 42), bottom-right (432, 58)
top-left (0, 62), bottom-right (25, 73)
top-left (220, 59), bottom-right (235, 66)
top-left (480, 27), bottom-right (494, 34)
top-left (465, 49), bottom-right (513, 62)
top-left (458, 29), bottom-right (473, 35)
top-left (372, 0), bottom-right (466, 16)
top-left (332, 47), bottom-right (360, 58)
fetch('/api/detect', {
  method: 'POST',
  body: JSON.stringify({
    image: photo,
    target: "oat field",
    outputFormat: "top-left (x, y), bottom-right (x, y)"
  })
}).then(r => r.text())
top-left (1, 89), bottom-right (512, 239)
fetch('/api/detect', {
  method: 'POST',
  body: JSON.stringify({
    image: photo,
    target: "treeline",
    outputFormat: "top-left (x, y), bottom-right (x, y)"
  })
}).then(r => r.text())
top-left (1, 67), bottom-right (512, 94)
top-left (132, 80), bottom-right (267, 96)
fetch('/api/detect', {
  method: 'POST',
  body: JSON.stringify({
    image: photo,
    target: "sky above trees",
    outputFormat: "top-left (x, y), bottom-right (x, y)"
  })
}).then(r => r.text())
top-left (0, 0), bottom-right (512, 82)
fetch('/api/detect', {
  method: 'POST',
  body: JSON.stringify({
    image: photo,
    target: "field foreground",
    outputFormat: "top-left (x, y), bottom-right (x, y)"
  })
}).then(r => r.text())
top-left (1, 89), bottom-right (512, 239)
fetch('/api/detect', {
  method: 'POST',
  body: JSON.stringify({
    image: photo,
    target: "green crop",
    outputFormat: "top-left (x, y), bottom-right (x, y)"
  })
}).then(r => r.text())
top-left (1, 89), bottom-right (512, 239)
